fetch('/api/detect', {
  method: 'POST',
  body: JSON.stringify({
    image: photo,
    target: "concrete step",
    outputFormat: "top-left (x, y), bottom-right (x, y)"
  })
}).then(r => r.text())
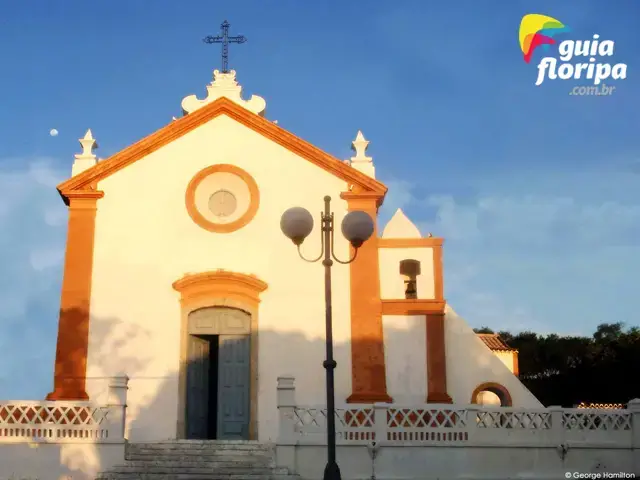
top-left (144, 440), bottom-right (265, 444)
top-left (127, 448), bottom-right (273, 456)
top-left (125, 451), bottom-right (274, 462)
top-left (97, 441), bottom-right (299, 480)
top-left (102, 465), bottom-right (290, 474)
top-left (128, 441), bottom-right (272, 451)
top-left (97, 475), bottom-right (299, 480)
top-left (115, 459), bottom-right (274, 468)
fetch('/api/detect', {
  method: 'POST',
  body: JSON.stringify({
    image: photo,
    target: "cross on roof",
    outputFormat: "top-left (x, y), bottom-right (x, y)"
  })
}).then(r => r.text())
top-left (203, 20), bottom-right (247, 73)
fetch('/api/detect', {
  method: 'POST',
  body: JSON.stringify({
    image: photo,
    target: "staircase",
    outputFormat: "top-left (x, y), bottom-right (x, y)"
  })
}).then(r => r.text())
top-left (96, 440), bottom-right (300, 480)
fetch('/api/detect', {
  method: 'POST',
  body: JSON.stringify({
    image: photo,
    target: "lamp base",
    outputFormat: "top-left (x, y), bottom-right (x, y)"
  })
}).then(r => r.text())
top-left (323, 461), bottom-right (342, 480)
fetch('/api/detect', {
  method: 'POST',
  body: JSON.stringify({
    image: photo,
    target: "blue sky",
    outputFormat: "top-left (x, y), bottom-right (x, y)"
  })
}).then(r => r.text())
top-left (0, 0), bottom-right (638, 399)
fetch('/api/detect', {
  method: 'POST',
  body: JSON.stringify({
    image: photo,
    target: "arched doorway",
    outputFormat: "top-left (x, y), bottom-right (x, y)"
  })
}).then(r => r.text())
top-left (470, 382), bottom-right (513, 407)
top-left (173, 271), bottom-right (267, 440)
top-left (185, 306), bottom-right (251, 440)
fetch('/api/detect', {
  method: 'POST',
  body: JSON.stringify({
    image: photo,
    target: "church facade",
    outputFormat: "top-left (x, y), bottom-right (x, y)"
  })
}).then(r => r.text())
top-left (46, 68), bottom-right (541, 443)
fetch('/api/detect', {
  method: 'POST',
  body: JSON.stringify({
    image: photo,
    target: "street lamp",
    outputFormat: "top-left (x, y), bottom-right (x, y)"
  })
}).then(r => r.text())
top-left (280, 196), bottom-right (375, 480)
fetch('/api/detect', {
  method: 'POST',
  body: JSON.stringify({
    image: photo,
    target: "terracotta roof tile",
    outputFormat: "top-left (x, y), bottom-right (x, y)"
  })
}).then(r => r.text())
top-left (477, 333), bottom-right (517, 351)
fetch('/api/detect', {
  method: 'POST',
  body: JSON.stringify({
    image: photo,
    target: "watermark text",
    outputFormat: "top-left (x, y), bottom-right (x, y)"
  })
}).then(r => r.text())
top-left (565, 472), bottom-right (636, 479)
top-left (569, 83), bottom-right (616, 96)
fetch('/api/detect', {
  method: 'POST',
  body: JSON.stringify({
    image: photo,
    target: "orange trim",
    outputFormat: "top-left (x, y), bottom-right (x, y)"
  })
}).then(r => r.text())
top-left (185, 164), bottom-right (260, 233)
top-left (340, 191), bottom-right (385, 209)
top-left (381, 299), bottom-right (445, 315)
top-left (378, 238), bottom-right (443, 248)
top-left (172, 270), bottom-right (267, 308)
top-left (512, 351), bottom-right (520, 376)
top-left (426, 313), bottom-right (452, 404)
top-left (471, 382), bottom-right (513, 407)
top-left (46, 191), bottom-right (104, 401)
top-left (433, 243), bottom-right (444, 301)
top-left (344, 195), bottom-right (392, 404)
top-left (57, 97), bottom-right (387, 202)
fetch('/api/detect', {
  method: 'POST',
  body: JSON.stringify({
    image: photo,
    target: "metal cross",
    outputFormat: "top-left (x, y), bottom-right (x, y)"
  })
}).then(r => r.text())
top-left (203, 20), bottom-right (247, 73)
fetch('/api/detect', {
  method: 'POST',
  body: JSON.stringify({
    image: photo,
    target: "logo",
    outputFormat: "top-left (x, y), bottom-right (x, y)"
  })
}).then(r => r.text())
top-left (519, 14), bottom-right (569, 64)
top-left (519, 13), bottom-right (627, 87)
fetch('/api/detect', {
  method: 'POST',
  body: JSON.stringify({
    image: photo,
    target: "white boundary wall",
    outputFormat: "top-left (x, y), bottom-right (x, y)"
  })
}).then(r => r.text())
top-left (1, 375), bottom-right (638, 480)
top-left (276, 376), bottom-right (640, 480)
top-left (0, 377), bottom-right (128, 480)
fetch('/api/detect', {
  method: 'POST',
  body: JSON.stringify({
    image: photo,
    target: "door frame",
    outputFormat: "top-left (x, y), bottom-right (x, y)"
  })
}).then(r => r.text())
top-left (173, 271), bottom-right (268, 440)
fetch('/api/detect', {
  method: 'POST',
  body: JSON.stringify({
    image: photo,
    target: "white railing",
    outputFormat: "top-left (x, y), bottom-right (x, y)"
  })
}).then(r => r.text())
top-left (0, 376), bottom-right (128, 444)
top-left (276, 375), bottom-right (639, 448)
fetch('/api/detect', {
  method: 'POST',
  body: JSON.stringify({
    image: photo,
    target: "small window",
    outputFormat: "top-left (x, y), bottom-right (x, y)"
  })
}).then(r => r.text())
top-left (399, 259), bottom-right (421, 299)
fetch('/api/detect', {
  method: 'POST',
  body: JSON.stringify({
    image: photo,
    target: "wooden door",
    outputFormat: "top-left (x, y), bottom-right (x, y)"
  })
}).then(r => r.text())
top-left (186, 335), bottom-right (210, 439)
top-left (217, 335), bottom-right (251, 440)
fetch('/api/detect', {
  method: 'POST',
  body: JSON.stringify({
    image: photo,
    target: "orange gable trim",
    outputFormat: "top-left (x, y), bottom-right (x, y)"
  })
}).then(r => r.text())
top-left (57, 97), bottom-right (388, 201)
top-left (378, 237), bottom-right (443, 248)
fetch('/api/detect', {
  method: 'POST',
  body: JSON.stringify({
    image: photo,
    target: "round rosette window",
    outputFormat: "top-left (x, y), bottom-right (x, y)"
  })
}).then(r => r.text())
top-left (185, 164), bottom-right (259, 233)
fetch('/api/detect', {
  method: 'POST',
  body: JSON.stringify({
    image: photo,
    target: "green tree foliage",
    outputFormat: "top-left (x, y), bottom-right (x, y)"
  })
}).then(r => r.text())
top-left (473, 323), bottom-right (640, 406)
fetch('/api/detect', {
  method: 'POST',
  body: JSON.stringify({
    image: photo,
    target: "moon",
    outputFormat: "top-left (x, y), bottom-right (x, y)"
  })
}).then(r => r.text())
top-left (49, 129), bottom-right (58, 137)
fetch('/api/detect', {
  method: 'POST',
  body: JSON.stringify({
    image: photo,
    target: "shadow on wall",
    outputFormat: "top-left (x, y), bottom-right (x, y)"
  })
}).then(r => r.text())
top-left (1, 308), bottom-right (153, 480)
top-left (118, 312), bottom-right (522, 440)
top-left (1, 306), bottom-right (520, 479)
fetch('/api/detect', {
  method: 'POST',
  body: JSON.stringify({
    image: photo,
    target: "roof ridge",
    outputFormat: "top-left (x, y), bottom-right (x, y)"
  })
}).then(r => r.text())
top-left (57, 97), bottom-right (387, 202)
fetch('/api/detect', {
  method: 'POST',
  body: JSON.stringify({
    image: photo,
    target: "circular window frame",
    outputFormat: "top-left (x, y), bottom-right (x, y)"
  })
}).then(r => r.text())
top-left (185, 164), bottom-right (260, 233)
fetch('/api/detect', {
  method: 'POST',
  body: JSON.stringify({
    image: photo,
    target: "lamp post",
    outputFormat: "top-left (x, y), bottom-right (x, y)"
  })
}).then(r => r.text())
top-left (280, 196), bottom-right (375, 480)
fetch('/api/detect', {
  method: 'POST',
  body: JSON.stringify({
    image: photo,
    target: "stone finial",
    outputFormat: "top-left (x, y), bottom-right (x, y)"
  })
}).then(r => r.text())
top-left (349, 130), bottom-right (375, 178)
top-left (181, 69), bottom-right (267, 116)
top-left (76, 129), bottom-right (97, 159)
top-left (351, 131), bottom-right (371, 162)
top-left (381, 209), bottom-right (422, 238)
top-left (71, 129), bottom-right (98, 177)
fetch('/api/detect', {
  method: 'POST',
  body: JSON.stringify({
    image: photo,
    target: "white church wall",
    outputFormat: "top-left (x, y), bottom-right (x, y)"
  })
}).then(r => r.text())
top-left (382, 315), bottom-right (427, 403)
top-left (378, 247), bottom-right (435, 299)
top-left (444, 306), bottom-right (542, 407)
top-left (86, 114), bottom-right (355, 442)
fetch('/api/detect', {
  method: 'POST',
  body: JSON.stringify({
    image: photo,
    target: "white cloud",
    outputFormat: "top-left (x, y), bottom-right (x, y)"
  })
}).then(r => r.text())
top-left (0, 159), bottom-right (66, 301)
top-left (378, 178), bottom-right (417, 227)
top-left (0, 158), bottom-right (67, 398)
top-left (29, 247), bottom-right (65, 271)
top-left (43, 204), bottom-right (67, 226)
top-left (418, 194), bottom-right (640, 248)
top-left (380, 165), bottom-right (640, 335)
